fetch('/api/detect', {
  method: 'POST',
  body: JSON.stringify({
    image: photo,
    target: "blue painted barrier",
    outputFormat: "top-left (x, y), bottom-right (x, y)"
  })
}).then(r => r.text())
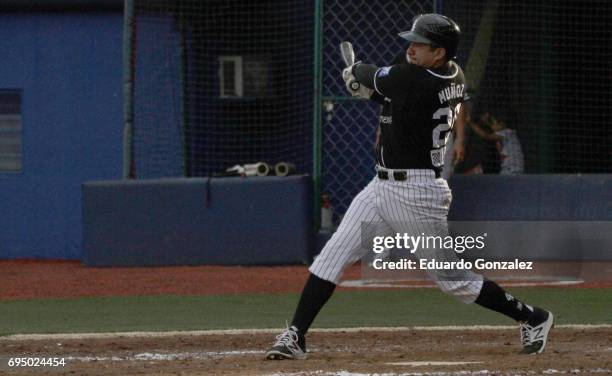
top-left (447, 174), bottom-right (612, 261)
top-left (82, 176), bottom-right (313, 266)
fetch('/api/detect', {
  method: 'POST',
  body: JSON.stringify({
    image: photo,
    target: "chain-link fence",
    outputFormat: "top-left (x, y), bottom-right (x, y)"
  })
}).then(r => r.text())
top-left (318, 0), bottom-right (612, 223)
top-left (443, 0), bottom-right (612, 174)
top-left (126, 0), bottom-right (314, 179)
top-left (126, 0), bottom-right (612, 226)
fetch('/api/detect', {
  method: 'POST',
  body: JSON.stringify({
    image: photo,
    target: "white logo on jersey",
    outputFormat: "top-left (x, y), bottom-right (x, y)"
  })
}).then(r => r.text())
top-left (377, 66), bottom-right (391, 78)
top-left (380, 115), bottom-right (392, 124)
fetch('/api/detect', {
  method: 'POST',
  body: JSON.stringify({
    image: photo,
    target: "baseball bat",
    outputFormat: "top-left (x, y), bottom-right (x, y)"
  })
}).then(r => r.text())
top-left (274, 162), bottom-right (296, 177)
top-left (339, 41), bottom-right (361, 91)
top-left (244, 162), bottom-right (271, 177)
top-left (340, 41), bottom-right (355, 67)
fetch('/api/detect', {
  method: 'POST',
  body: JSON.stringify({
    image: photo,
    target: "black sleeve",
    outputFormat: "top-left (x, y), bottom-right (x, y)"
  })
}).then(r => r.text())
top-left (369, 91), bottom-right (386, 105)
top-left (352, 63), bottom-right (378, 89)
top-left (371, 63), bottom-right (418, 99)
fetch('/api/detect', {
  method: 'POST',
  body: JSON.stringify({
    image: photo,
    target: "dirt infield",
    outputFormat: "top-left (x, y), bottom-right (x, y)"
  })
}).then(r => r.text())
top-left (1, 261), bottom-right (611, 375)
top-left (1, 260), bottom-right (611, 301)
top-left (0, 260), bottom-right (358, 300)
top-left (0, 327), bottom-right (610, 375)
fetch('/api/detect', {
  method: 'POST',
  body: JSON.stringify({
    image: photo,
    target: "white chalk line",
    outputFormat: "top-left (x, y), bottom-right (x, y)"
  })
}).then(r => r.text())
top-left (340, 279), bottom-right (584, 288)
top-left (387, 361), bottom-right (484, 366)
top-left (64, 350), bottom-right (264, 362)
top-left (1, 324), bottom-right (610, 341)
top-left (264, 370), bottom-right (612, 376)
top-left (268, 373), bottom-right (463, 376)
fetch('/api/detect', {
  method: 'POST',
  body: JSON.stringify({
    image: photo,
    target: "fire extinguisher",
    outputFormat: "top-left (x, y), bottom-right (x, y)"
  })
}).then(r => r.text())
top-left (321, 193), bottom-right (333, 230)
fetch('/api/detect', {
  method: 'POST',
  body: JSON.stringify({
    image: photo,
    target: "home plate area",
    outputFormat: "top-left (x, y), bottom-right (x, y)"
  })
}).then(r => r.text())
top-left (1, 326), bottom-right (610, 375)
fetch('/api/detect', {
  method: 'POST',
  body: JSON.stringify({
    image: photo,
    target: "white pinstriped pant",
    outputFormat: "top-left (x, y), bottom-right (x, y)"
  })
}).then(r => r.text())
top-left (310, 168), bottom-right (484, 304)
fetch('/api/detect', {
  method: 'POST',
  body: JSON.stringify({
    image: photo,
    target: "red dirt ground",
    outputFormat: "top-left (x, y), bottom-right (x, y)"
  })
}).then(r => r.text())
top-left (0, 260), bottom-right (359, 300)
top-left (0, 260), bottom-right (611, 301)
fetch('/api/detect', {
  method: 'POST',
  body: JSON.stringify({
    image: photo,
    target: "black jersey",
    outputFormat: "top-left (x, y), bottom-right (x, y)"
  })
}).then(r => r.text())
top-left (365, 58), bottom-right (466, 172)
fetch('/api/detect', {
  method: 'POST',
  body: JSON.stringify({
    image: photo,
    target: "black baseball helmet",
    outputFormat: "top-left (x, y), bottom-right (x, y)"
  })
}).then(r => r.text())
top-left (399, 13), bottom-right (461, 59)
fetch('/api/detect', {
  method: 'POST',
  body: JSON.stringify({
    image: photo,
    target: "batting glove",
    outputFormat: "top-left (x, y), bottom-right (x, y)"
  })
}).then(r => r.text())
top-left (342, 64), bottom-right (371, 99)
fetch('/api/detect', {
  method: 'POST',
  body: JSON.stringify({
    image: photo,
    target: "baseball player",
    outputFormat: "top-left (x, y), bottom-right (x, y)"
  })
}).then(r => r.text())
top-left (265, 14), bottom-right (552, 360)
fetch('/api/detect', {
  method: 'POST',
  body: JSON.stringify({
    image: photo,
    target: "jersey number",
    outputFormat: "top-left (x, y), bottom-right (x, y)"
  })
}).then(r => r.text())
top-left (431, 104), bottom-right (461, 167)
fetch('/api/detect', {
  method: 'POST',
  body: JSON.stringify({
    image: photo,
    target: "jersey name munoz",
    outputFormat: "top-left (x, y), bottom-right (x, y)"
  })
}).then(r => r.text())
top-left (371, 59), bottom-right (466, 172)
top-left (438, 82), bottom-right (465, 104)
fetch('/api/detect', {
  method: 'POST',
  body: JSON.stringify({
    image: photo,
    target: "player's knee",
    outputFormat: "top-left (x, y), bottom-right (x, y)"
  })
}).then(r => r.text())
top-left (309, 257), bottom-right (345, 285)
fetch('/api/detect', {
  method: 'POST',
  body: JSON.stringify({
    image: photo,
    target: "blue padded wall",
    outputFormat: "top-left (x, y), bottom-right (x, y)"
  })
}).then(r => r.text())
top-left (447, 174), bottom-right (612, 261)
top-left (82, 176), bottom-right (313, 266)
top-left (448, 175), bottom-right (612, 221)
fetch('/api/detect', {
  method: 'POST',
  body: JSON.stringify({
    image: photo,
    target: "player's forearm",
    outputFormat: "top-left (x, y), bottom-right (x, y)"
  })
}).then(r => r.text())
top-left (352, 63), bottom-right (378, 89)
top-left (454, 103), bottom-right (468, 144)
top-left (454, 117), bottom-right (466, 145)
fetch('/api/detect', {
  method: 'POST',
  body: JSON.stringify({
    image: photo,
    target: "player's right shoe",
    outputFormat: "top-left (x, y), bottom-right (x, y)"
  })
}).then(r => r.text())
top-left (520, 307), bottom-right (554, 354)
top-left (265, 325), bottom-right (307, 360)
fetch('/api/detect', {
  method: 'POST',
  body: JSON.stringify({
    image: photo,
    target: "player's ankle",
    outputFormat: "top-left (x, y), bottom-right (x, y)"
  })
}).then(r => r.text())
top-left (475, 279), bottom-right (533, 322)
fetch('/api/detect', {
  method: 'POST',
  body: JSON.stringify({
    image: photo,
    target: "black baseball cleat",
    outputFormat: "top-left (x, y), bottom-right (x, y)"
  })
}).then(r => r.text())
top-left (265, 325), bottom-right (307, 360)
top-left (520, 307), bottom-right (554, 354)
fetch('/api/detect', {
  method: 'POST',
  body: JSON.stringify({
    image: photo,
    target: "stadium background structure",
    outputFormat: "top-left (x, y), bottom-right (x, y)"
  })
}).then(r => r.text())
top-left (125, 0), bottom-right (612, 224)
top-left (0, 0), bottom-right (610, 261)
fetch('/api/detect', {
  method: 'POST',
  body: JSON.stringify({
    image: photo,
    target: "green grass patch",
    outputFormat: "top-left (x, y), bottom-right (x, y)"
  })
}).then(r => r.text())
top-left (0, 288), bottom-right (609, 336)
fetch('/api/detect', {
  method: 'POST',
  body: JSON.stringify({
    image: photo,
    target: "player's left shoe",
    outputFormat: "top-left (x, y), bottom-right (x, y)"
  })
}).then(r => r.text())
top-left (265, 325), bottom-right (306, 360)
top-left (520, 307), bottom-right (554, 354)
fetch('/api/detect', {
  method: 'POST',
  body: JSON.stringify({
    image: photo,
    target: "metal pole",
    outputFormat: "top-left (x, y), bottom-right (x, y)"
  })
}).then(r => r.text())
top-left (123, 0), bottom-right (136, 178)
top-left (180, 19), bottom-right (190, 177)
top-left (312, 0), bottom-right (324, 230)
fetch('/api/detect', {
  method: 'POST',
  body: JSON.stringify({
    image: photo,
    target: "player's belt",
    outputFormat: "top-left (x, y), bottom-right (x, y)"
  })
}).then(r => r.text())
top-left (377, 169), bottom-right (441, 180)
top-left (377, 170), bottom-right (407, 181)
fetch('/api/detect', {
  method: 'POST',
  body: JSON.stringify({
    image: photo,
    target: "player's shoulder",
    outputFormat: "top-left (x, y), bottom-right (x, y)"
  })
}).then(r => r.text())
top-left (397, 61), bottom-right (465, 87)
top-left (377, 62), bottom-right (430, 88)
top-left (373, 59), bottom-right (423, 98)
top-left (453, 62), bottom-right (466, 84)
top-left (426, 61), bottom-right (464, 82)
top-left (373, 61), bottom-right (421, 89)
